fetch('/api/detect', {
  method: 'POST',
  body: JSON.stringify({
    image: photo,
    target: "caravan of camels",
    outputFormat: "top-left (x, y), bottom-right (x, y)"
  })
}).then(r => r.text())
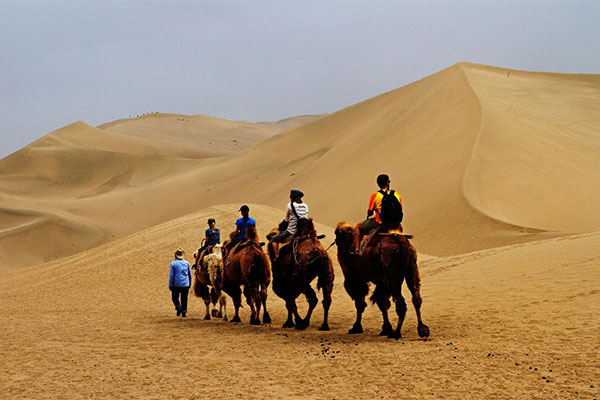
top-left (184, 183), bottom-right (430, 340)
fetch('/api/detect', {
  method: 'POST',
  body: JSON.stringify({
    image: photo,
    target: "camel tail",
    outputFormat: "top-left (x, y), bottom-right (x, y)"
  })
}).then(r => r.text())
top-left (408, 242), bottom-right (421, 291)
top-left (249, 252), bottom-right (270, 288)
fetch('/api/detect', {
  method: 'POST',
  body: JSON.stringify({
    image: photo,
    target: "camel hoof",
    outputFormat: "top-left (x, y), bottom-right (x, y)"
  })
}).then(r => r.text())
top-left (387, 331), bottom-right (401, 340)
top-left (418, 323), bottom-right (430, 338)
top-left (379, 324), bottom-right (394, 336)
top-left (282, 320), bottom-right (295, 329)
top-left (318, 323), bottom-right (330, 331)
top-left (230, 316), bottom-right (241, 323)
top-left (222, 316), bottom-right (228, 321)
top-left (250, 318), bottom-right (261, 326)
top-left (263, 313), bottom-right (272, 324)
top-left (211, 309), bottom-right (218, 317)
top-left (295, 319), bottom-right (309, 330)
top-left (204, 315), bottom-right (211, 321)
top-left (348, 325), bottom-right (363, 334)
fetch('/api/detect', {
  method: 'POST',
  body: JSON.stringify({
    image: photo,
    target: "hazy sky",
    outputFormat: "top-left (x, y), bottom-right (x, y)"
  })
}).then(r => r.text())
top-left (1, 0), bottom-right (599, 158)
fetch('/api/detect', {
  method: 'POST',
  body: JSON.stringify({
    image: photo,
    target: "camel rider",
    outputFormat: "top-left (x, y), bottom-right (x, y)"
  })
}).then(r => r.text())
top-left (271, 189), bottom-right (309, 259)
top-left (224, 205), bottom-right (256, 256)
top-left (194, 218), bottom-right (220, 266)
top-left (353, 174), bottom-right (403, 252)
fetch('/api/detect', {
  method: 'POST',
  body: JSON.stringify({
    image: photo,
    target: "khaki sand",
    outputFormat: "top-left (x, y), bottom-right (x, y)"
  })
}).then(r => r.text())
top-left (1, 63), bottom-right (599, 398)
top-left (1, 205), bottom-right (598, 399)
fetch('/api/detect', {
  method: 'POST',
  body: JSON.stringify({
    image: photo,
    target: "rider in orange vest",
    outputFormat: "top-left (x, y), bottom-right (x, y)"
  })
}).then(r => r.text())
top-left (353, 174), bottom-right (402, 252)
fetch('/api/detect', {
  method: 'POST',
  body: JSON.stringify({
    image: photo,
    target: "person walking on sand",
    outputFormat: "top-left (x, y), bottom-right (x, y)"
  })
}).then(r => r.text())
top-left (169, 248), bottom-right (192, 318)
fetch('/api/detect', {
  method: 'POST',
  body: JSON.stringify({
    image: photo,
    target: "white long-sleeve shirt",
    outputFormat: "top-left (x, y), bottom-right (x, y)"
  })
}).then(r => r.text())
top-left (286, 201), bottom-right (308, 234)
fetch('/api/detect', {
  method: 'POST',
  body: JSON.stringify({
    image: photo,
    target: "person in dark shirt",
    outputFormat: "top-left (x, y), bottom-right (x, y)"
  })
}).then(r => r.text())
top-left (194, 218), bottom-right (220, 266)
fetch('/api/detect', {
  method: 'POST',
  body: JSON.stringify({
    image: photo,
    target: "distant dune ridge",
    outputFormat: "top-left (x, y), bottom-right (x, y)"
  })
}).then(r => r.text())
top-left (1, 62), bottom-right (599, 270)
top-left (1, 62), bottom-right (599, 399)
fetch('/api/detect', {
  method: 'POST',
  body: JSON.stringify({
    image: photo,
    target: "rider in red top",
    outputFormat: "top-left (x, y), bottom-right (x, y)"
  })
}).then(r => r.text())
top-left (353, 174), bottom-right (402, 252)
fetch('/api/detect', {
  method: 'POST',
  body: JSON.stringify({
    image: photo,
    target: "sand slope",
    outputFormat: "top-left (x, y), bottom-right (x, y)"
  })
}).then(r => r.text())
top-left (0, 115), bottom-right (321, 270)
top-left (99, 112), bottom-right (325, 158)
top-left (1, 63), bottom-right (599, 271)
top-left (1, 205), bottom-right (597, 399)
top-left (461, 63), bottom-right (600, 232)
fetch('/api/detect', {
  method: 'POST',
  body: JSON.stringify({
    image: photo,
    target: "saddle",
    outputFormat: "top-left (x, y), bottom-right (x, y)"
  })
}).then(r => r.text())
top-left (358, 224), bottom-right (411, 255)
top-left (279, 232), bottom-right (325, 253)
top-left (358, 227), bottom-right (381, 255)
top-left (225, 240), bottom-right (264, 266)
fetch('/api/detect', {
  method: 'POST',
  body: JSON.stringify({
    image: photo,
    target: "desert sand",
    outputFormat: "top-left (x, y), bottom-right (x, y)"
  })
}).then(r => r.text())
top-left (1, 63), bottom-right (599, 399)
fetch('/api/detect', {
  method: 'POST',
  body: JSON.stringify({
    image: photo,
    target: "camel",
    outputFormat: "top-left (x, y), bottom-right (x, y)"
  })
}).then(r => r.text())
top-left (266, 218), bottom-right (334, 331)
top-left (220, 226), bottom-right (271, 325)
top-left (192, 245), bottom-right (228, 321)
top-left (334, 222), bottom-right (430, 339)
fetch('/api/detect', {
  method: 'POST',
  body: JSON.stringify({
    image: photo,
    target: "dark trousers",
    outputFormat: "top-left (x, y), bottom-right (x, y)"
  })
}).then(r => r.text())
top-left (171, 286), bottom-right (190, 312)
top-left (271, 230), bottom-right (291, 243)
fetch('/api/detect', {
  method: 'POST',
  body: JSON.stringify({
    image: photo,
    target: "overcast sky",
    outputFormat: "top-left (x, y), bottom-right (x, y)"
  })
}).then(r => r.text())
top-left (1, 0), bottom-right (599, 158)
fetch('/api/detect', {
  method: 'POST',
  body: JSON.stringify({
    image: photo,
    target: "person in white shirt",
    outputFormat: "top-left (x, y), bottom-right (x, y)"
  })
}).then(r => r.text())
top-left (270, 188), bottom-right (308, 259)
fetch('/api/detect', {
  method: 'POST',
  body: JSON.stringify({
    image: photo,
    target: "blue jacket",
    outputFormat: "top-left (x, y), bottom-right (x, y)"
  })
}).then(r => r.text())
top-left (169, 258), bottom-right (192, 288)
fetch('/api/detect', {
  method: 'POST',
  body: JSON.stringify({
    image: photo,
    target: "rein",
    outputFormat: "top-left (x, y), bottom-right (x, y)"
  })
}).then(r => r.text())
top-left (292, 238), bottom-right (323, 267)
top-left (324, 240), bottom-right (336, 252)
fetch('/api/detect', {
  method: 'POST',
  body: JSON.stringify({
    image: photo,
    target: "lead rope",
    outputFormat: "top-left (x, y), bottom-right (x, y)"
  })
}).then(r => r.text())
top-left (292, 237), bottom-right (324, 266)
top-left (324, 240), bottom-right (336, 252)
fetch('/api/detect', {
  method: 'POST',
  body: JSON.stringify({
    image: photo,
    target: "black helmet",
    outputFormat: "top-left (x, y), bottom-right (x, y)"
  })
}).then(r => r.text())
top-left (376, 174), bottom-right (390, 188)
top-left (290, 188), bottom-right (304, 200)
top-left (207, 218), bottom-right (215, 225)
top-left (239, 205), bottom-right (249, 213)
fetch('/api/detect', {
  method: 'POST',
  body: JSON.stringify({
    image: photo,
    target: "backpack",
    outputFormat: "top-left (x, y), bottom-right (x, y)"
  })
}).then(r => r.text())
top-left (379, 189), bottom-right (403, 224)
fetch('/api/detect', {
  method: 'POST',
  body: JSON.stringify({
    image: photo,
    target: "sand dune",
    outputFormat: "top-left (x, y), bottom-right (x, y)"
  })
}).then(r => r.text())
top-left (0, 204), bottom-right (597, 399)
top-left (99, 112), bottom-right (325, 158)
top-left (0, 62), bottom-right (599, 272)
top-left (0, 116), bottom-right (320, 270)
top-left (1, 62), bottom-right (599, 398)
top-left (461, 63), bottom-right (600, 231)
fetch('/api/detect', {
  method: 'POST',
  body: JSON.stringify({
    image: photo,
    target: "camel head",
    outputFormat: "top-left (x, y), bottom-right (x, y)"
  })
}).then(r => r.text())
top-left (266, 227), bottom-right (279, 241)
top-left (209, 244), bottom-right (223, 255)
top-left (334, 222), bottom-right (355, 252)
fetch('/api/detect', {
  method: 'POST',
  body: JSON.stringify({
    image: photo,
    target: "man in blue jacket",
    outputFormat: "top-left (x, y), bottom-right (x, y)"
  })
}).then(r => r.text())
top-left (169, 248), bottom-right (192, 318)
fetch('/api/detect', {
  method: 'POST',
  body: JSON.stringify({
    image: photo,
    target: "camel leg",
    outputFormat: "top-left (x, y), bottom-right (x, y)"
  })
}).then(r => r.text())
top-left (204, 298), bottom-right (211, 320)
top-left (406, 272), bottom-right (430, 338)
top-left (346, 278), bottom-right (368, 334)
top-left (244, 286), bottom-right (259, 325)
top-left (224, 282), bottom-right (242, 323)
top-left (210, 287), bottom-right (219, 318)
top-left (295, 286), bottom-right (318, 330)
top-left (260, 283), bottom-right (271, 324)
top-left (372, 283), bottom-right (393, 336)
top-left (286, 299), bottom-right (304, 329)
top-left (253, 289), bottom-right (262, 326)
top-left (282, 301), bottom-right (295, 328)
top-left (348, 297), bottom-right (367, 334)
top-left (219, 294), bottom-right (228, 321)
top-left (318, 282), bottom-right (333, 331)
top-left (198, 284), bottom-right (211, 320)
top-left (389, 291), bottom-right (407, 340)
